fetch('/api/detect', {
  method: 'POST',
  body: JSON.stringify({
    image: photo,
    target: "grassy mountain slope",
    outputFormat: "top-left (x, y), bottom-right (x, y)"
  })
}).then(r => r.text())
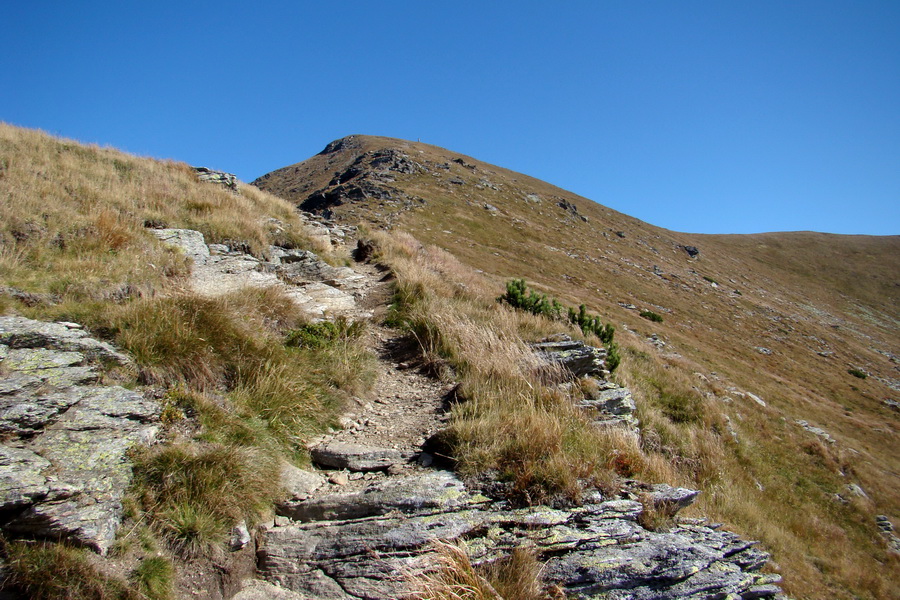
top-left (0, 123), bottom-right (374, 598)
top-left (255, 135), bottom-right (900, 599)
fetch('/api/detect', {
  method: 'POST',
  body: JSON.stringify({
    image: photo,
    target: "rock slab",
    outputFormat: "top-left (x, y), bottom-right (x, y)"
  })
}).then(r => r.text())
top-left (258, 471), bottom-right (781, 600)
top-left (0, 317), bottom-right (158, 554)
top-left (310, 441), bottom-right (413, 472)
top-left (532, 335), bottom-right (609, 378)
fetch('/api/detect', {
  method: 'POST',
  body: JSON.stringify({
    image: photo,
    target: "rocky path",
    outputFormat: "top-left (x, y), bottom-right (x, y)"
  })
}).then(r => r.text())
top-left (299, 256), bottom-right (455, 492)
top-left (246, 230), bottom-right (784, 600)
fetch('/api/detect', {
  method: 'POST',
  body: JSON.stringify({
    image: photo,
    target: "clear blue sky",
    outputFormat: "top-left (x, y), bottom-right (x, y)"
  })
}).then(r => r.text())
top-left (3, 1), bottom-right (898, 235)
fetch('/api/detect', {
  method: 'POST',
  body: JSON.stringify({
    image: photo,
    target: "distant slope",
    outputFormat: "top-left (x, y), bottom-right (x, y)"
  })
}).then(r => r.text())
top-left (255, 135), bottom-right (900, 599)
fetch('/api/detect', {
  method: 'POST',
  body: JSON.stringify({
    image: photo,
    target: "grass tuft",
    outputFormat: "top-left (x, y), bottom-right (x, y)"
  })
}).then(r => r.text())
top-left (131, 443), bottom-right (280, 557)
top-left (1, 539), bottom-right (139, 600)
top-left (408, 541), bottom-right (561, 600)
top-left (130, 556), bottom-right (175, 600)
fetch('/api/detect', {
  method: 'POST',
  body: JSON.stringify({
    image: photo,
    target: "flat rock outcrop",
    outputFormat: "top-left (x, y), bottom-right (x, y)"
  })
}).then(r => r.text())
top-left (309, 441), bottom-right (415, 472)
top-left (578, 383), bottom-right (639, 429)
top-left (148, 228), bottom-right (370, 321)
top-left (0, 317), bottom-right (158, 554)
top-left (258, 470), bottom-right (780, 600)
top-left (193, 166), bottom-right (238, 191)
top-left (532, 334), bottom-right (609, 378)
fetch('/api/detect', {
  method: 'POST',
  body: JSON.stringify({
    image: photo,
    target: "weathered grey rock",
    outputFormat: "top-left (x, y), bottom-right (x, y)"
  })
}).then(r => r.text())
top-left (875, 515), bottom-right (900, 554)
top-left (795, 419), bottom-right (835, 444)
top-left (0, 446), bottom-right (59, 510)
top-left (230, 521), bottom-right (252, 550)
top-left (0, 317), bottom-right (130, 365)
top-left (148, 228), bottom-right (211, 263)
top-left (193, 166), bottom-right (238, 191)
top-left (579, 385), bottom-right (638, 429)
top-left (650, 484), bottom-right (701, 512)
top-left (0, 319), bottom-right (158, 554)
top-left (273, 249), bottom-right (367, 290)
top-left (278, 471), bottom-right (475, 522)
top-left (0, 387), bottom-right (90, 435)
top-left (310, 441), bottom-right (413, 472)
top-left (231, 579), bottom-right (318, 600)
top-left (532, 335), bottom-right (608, 378)
top-left (149, 228), bottom-right (369, 321)
top-left (259, 473), bottom-right (779, 600)
top-left (281, 463), bottom-right (325, 501)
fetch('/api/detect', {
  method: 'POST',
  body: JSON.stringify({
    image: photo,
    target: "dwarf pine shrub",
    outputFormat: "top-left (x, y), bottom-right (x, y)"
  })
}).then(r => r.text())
top-left (499, 278), bottom-right (563, 320)
top-left (640, 309), bottom-right (664, 323)
top-left (500, 279), bottom-right (619, 372)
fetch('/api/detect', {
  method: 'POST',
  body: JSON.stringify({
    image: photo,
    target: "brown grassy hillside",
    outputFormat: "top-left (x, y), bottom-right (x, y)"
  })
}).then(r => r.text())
top-left (255, 135), bottom-right (900, 599)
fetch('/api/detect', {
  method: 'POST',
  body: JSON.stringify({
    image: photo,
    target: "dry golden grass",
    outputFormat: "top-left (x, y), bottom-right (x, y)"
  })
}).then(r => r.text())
top-left (0, 122), bottom-right (323, 311)
top-left (407, 541), bottom-right (562, 600)
top-left (0, 125), bottom-right (376, 571)
top-left (373, 230), bottom-right (653, 504)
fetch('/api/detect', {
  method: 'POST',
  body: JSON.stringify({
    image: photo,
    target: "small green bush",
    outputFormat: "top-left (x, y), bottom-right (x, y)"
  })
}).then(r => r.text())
top-left (847, 368), bottom-right (867, 379)
top-left (568, 304), bottom-right (615, 344)
top-left (500, 279), bottom-right (619, 371)
top-left (605, 342), bottom-right (621, 373)
top-left (285, 316), bottom-right (364, 349)
top-left (498, 278), bottom-right (563, 320)
top-left (640, 309), bottom-right (664, 323)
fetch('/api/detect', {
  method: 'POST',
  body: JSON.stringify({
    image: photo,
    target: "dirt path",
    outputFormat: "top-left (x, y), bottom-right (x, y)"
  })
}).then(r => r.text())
top-left (336, 325), bottom-right (452, 453)
top-left (302, 257), bottom-right (455, 491)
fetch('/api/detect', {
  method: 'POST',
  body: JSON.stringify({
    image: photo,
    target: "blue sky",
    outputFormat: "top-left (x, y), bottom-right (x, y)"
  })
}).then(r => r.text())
top-left (3, 1), bottom-right (898, 235)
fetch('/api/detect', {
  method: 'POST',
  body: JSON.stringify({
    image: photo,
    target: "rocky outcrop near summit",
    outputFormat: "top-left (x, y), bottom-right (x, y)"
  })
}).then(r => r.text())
top-left (148, 227), bottom-right (370, 321)
top-left (258, 470), bottom-right (780, 600)
top-left (0, 317), bottom-right (158, 554)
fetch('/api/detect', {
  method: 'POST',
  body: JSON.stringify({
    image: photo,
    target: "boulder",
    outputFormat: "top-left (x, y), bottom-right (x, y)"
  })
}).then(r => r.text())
top-left (193, 166), bottom-right (238, 191)
top-left (579, 384), bottom-right (638, 429)
top-left (280, 464), bottom-right (325, 501)
top-left (531, 335), bottom-right (608, 378)
top-left (0, 317), bottom-right (130, 365)
top-left (310, 441), bottom-right (413, 472)
top-left (0, 319), bottom-right (158, 554)
top-left (148, 228), bottom-right (210, 264)
top-left (277, 470), bottom-right (476, 522)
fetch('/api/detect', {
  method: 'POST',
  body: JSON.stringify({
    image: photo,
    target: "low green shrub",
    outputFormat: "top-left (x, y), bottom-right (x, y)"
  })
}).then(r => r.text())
top-left (499, 279), bottom-right (618, 372)
top-left (499, 278), bottom-right (563, 320)
top-left (847, 368), bottom-right (867, 379)
top-left (567, 304), bottom-right (615, 344)
top-left (640, 309), bottom-right (664, 323)
top-left (285, 316), bottom-right (365, 349)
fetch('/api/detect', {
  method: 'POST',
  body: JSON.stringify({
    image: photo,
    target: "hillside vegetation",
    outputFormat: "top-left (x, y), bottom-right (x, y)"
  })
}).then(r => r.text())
top-left (1, 124), bottom-right (897, 599)
top-left (256, 135), bottom-right (900, 599)
top-left (0, 123), bottom-right (373, 598)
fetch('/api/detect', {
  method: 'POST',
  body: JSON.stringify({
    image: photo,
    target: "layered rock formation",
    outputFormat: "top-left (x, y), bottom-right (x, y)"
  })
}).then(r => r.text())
top-left (0, 317), bottom-right (159, 553)
top-left (148, 227), bottom-right (370, 321)
top-left (258, 470), bottom-right (781, 600)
